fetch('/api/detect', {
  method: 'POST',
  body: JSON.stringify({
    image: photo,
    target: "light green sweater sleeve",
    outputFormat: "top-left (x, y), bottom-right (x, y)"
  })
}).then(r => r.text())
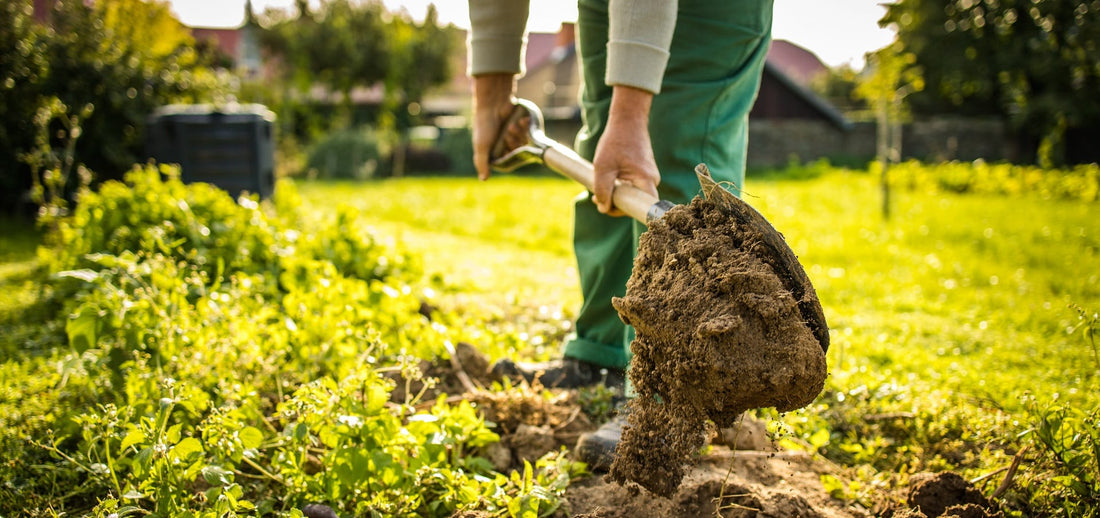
top-left (606, 0), bottom-right (678, 94)
top-left (467, 0), bottom-right (530, 76)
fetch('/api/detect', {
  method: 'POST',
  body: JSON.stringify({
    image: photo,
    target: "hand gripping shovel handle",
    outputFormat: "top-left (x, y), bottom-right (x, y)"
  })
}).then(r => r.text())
top-left (490, 100), bottom-right (830, 352)
top-left (490, 99), bottom-right (674, 224)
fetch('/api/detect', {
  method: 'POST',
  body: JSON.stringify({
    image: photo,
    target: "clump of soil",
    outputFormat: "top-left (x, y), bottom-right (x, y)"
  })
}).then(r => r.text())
top-left (610, 195), bottom-right (828, 496)
top-left (469, 377), bottom-right (593, 469)
top-left (903, 472), bottom-right (1002, 518)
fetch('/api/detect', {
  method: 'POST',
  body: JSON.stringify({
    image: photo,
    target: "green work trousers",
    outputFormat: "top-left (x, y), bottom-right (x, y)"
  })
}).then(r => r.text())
top-left (562, 0), bottom-right (774, 369)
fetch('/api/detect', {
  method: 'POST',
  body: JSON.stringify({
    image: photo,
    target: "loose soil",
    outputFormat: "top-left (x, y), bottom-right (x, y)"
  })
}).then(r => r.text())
top-left (405, 257), bottom-right (1004, 518)
top-left (564, 448), bottom-right (867, 518)
top-left (892, 472), bottom-right (1003, 518)
top-left (388, 346), bottom-right (1004, 518)
top-left (610, 195), bottom-right (829, 495)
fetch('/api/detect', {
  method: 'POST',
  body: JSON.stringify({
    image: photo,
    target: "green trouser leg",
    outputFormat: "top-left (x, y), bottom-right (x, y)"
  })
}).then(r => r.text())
top-left (562, 0), bottom-right (774, 370)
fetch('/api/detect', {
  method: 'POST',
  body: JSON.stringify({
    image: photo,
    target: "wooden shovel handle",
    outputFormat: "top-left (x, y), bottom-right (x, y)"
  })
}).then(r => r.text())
top-left (543, 142), bottom-right (659, 224)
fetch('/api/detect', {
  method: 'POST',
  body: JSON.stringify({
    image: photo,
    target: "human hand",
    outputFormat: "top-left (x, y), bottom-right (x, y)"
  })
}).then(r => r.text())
top-left (591, 85), bottom-right (660, 216)
top-left (472, 73), bottom-right (521, 181)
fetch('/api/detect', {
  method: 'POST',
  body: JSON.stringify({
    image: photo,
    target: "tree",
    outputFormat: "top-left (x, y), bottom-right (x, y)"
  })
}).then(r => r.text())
top-left (811, 65), bottom-right (868, 116)
top-left (42, 0), bottom-right (225, 176)
top-left (381, 5), bottom-right (455, 176)
top-left (391, 5), bottom-right (455, 110)
top-left (0, 0), bottom-right (49, 211)
top-left (855, 42), bottom-right (924, 219)
top-left (0, 0), bottom-right (228, 213)
top-left (260, 0), bottom-right (453, 131)
top-left (882, 0), bottom-right (1100, 166)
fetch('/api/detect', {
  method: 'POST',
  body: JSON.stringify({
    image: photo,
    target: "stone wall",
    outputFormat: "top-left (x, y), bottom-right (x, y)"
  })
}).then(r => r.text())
top-left (747, 117), bottom-right (1017, 168)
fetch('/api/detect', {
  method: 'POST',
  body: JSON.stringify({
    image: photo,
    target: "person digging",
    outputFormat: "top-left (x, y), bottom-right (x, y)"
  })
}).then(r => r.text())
top-left (469, 0), bottom-right (827, 494)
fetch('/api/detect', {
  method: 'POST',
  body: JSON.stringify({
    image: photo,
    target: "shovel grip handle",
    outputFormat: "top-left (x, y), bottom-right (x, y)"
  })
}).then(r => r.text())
top-left (543, 143), bottom-right (659, 224)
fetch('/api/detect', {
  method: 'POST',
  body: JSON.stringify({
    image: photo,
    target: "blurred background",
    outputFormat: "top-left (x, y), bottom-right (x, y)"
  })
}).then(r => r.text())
top-left (4, 0), bottom-right (1098, 211)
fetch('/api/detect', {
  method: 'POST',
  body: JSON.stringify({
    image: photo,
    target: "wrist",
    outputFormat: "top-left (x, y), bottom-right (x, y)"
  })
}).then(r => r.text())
top-left (608, 85), bottom-right (653, 128)
top-left (474, 73), bottom-right (516, 107)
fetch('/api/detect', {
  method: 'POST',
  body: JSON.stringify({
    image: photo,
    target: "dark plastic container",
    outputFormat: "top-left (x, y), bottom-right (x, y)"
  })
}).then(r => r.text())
top-left (147, 104), bottom-right (276, 199)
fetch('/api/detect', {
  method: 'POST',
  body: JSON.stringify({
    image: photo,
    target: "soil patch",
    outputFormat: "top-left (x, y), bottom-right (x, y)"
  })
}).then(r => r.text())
top-left (610, 195), bottom-right (828, 495)
top-left (901, 472), bottom-right (1002, 517)
top-left (564, 448), bottom-right (868, 518)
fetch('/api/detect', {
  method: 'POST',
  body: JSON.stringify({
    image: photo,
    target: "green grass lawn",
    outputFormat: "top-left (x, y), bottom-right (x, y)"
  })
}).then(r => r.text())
top-left (297, 171), bottom-right (1100, 414)
top-left (0, 216), bottom-right (54, 355)
top-left (298, 170), bottom-right (1100, 506)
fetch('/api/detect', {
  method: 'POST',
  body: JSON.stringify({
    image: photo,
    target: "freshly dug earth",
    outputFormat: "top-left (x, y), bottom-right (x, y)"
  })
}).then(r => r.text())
top-left (566, 447), bottom-right (869, 518)
top-left (897, 472), bottom-right (1002, 518)
top-left (610, 195), bottom-right (828, 496)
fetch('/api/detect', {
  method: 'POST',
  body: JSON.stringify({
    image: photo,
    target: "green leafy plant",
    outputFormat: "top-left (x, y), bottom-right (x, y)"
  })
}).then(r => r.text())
top-left (1023, 400), bottom-right (1100, 514)
top-left (1072, 305), bottom-right (1100, 372)
top-left (21, 98), bottom-right (94, 230)
top-left (305, 127), bottom-right (388, 180)
top-left (1, 165), bottom-right (585, 516)
top-left (889, 159), bottom-right (1100, 202)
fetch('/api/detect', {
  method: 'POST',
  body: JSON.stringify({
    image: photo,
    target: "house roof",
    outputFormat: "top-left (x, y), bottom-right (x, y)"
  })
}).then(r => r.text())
top-left (766, 40), bottom-right (829, 87)
top-left (525, 32), bottom-right (560, 73)
top-left (190, 27), bottom-right (243, 56)
top-left (758, 60), bottom-right (853, 130)
top-left (525, 24), bottom-right (575, 72)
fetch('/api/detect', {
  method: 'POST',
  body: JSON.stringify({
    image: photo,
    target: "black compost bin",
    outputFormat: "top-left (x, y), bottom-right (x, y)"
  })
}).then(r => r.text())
top-left (147, 104), bottom-right (276, 199)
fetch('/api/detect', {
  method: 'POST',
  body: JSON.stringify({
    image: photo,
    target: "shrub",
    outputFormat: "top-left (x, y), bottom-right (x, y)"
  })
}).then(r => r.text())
top-left (306, 127), bottom-right (386, 180)
top-left (887, 160), bottom-right (1100, 202)
top-left (0, 0), bottom-right (228, 214)
top-left (6, 164), bottom-right (580, 515)
top-left (437, 126), bottom-right (475, 176)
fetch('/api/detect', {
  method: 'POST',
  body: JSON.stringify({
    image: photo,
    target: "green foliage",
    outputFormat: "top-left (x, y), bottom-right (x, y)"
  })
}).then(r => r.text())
top-left (22, 97), bottom-right (94, 230)
top-left (885, 159), bottom-right (1100, 202)
top-left (1022, 398), bottom-right (1100, 514)
top-left (882, 0), bottom-right (1100, 164)
top-left (0, 0), bottom-right (229, 213)
top-left (385, 5), bottom-right (456, 107)
top-left (810, 64), bottom-right (867, 115)
top-left (2, 166), bottom-right (582, 515)
top-left (6, 161), bottom-right (1100, 515)
top-left (306, 127), bottom-right (386, 180)
top-left (50, 164), bottom-right (281, 279)
top-left (855, 42), bottom-right (925, 118)
top-left (260, 0), bottom-right (455, 129)
top-left (0, 0), bottom-right (49, 211)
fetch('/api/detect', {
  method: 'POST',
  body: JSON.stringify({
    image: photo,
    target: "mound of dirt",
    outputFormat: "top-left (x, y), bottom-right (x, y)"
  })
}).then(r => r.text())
top-left (904, 472), bottom-right (1001, 518)
top-left (567, 447), bottom-right (868, 517)
top-left (610, 195), bottom-right (828, 496)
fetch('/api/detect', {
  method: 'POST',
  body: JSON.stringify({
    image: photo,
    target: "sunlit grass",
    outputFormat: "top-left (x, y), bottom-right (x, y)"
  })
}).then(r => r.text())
top-left (296, 176), bottom-right (584, 314)
top-left (298, 170), bottom-right (1100, 417)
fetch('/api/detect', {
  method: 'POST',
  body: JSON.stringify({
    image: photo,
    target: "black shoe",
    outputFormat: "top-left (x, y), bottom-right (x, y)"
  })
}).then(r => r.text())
top-left (574, 414), bottom-right (626, 472)
top-left (491, 356), bottom-right (625, 390)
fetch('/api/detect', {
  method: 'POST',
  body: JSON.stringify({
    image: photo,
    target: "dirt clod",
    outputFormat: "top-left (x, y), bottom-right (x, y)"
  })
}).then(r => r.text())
top-left (908, 472), bottom-right (997, 518)
top-left (509, 423), bottom-right (558, 463)
top-left (610, 195), bottom-right (828, 496)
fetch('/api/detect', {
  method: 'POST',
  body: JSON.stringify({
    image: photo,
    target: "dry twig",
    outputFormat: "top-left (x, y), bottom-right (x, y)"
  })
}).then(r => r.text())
top-left (992, 445), bottom-right (1029, 499)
